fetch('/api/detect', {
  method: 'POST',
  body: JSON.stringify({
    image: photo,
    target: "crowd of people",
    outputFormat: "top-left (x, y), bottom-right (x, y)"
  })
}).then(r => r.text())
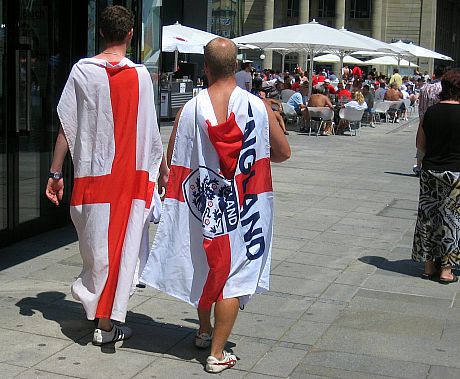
top-left (234, 62), bottom-right (439, 134)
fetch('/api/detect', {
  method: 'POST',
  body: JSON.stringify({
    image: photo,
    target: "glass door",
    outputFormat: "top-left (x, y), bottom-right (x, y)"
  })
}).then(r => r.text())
top-left (0, 0), bottom-right (5, 230)
top-left (15, 0), bottom-right (73, 225)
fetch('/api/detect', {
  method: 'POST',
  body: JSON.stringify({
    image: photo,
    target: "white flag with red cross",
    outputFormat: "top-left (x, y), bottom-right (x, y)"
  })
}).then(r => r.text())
top-left (141, 87), bottom-right (273, 310)
top-left (57, 57), bottom-right (163, 322)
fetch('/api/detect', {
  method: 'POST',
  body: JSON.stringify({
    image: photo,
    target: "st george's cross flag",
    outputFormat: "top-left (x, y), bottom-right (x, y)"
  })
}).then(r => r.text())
top-left (57, 57), bottom-right (163, 322)
top-left (141, 86), bottom-right (274, 310)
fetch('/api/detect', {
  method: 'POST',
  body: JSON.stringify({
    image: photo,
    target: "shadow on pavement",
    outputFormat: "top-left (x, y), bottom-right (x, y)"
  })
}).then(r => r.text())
top-left (15, 291), bottom-right (235, 364)
top-left (358, 256), bottom-right (422, 277)
top-left (0, 225), bottom-right (78, 271)
top-left (384, 171), bottom-right (418, 178)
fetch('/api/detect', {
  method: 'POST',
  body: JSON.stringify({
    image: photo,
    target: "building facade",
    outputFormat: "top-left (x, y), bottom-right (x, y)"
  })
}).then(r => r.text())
top-left (0, 0), bottom-right (161, 247)
top-left (243, 0), bottom-right (459, 73)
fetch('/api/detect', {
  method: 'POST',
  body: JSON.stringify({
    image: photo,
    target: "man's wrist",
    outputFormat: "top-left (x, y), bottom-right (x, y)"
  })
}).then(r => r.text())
top-left (49, 171), bottom-right (63, 180)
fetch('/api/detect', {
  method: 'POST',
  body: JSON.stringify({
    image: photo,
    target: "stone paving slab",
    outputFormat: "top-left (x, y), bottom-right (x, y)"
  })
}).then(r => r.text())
top-left (3, 117), bottom-right (460, 378)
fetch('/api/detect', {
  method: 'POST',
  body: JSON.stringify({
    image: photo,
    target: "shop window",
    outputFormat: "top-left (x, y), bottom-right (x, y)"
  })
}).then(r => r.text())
top-left (350, 0), bottom-right (371, 19)
top-left (287, 0), bottom-right (299, 18)
top-left (319, 0), bottom-right (335, 18)
top-left (211, 0), bottom-right (243, 39)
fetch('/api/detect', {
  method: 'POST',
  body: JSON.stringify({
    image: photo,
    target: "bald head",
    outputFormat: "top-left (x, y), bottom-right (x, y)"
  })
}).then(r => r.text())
top-left (204, 37), bottom-right (237, 80)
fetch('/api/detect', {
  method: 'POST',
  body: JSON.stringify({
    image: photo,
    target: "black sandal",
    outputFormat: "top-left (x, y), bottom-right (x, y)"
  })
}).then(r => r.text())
top-left (421, 272), bottom-right (438, 280)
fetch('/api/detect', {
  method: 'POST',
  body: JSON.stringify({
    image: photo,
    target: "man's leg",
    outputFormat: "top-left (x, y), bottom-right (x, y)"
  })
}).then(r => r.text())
top-left (98, 318), bottom-right (112, 331)
top-left (210, 298), bottom-right (239, 359)
top-left (197, 308), bottom-right (213, 334)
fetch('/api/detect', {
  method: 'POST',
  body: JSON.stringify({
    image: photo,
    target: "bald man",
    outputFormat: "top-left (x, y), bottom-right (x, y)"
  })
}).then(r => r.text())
top-left (141, 37), bottom-right (290, 373)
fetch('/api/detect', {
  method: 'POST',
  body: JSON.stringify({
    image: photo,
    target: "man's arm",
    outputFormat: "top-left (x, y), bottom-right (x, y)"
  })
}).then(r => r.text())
top-left (45, 126), bottom-right (69, 206)
top-left (265, 102), bottom-right (290, 163)
top-left (157, 154), bottom-right (170, 198)
top-left (325, 96), bottom-right (333, 109)
top-left (416, 120), bottom-right (426, 153)
top-left (167, 107), bottom-right (183, 166)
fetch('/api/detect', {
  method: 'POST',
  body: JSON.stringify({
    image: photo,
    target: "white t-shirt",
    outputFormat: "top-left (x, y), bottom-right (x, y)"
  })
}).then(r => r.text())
top-left (235, 70), bottom-right (252, 91)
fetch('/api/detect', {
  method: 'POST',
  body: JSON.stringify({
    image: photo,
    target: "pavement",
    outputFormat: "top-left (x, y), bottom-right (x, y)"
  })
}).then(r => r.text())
top-left (2, 115), bottom-right (460, 379)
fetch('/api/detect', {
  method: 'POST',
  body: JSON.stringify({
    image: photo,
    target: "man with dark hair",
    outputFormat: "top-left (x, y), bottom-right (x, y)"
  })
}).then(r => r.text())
top-left (235, 61), bottom-right (253, 91)
top-left (45, 5), bottom-right (168, 346)
top-left (141, 37), bottom-right (290, 373)
top-left (99, 5), bottom-right (134, 43)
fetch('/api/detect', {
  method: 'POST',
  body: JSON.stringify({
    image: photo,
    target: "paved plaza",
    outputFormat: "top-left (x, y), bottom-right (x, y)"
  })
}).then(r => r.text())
top-left (2, 116), bottom-right (460, 378)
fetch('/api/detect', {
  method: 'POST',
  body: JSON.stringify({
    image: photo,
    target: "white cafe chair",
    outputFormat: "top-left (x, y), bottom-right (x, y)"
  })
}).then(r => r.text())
top-left (339, 107), bottom-right (365, 136)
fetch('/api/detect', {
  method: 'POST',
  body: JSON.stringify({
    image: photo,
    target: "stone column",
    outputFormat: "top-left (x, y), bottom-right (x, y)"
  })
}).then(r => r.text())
top-left (263, 0), bottom-right (275, 69)
top-left (335, 0), bottom-right (346, 29)
top-left (371, 0), bottom-right (383, 40)
top-left (333, 0), bottom-right (347, 75)
top-left (419, 0), bottom-right (437, 74)
top-left (298, 0), bottom-right (310, 69)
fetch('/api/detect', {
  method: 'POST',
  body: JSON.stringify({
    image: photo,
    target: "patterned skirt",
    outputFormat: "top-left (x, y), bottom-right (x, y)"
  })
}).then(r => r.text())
top-left (412, 169), bottom-right (460, 266)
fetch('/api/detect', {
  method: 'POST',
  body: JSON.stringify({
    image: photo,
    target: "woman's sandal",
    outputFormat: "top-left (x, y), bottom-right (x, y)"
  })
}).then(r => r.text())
top-left (438, 274), bottom-right (458, 285)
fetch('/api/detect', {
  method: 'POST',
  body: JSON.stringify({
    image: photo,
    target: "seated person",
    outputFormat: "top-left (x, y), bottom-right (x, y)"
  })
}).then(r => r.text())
top-left (280, 82), bottom-right (296, 102)
top-left (291, 75), bottom-right (301, 91)
top-left (337, 82), bottom-right (352, 101)
top-left (337, 91), bottom-right (367, 134)
top-left (308, 87), bottom-right (334, 109)
top-left (374, 81), bottom-right (386, 101)
top-left (287, 81), bottom-right (310, 132)
top-left (384, 82), bottom-right (403, 101)
top-left (259, 90), bottom-right (289, 135)
top-left (384, 82), bottom-right (403, 122)
top-left (307, 88), bottom-right (334, 135)
top-left (321, 79), bottom-right (337, 95)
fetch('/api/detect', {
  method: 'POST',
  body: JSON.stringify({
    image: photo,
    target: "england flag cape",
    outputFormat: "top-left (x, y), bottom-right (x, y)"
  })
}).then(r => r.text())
top-left (57, 57), bottom-right (163, 322)
top-left (141, 86), bottom-right (273, 310)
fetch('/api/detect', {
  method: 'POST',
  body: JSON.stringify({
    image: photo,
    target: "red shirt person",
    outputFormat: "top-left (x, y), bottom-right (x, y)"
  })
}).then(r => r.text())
top-left (352, 65), bottom-right (362, 78)
top-left (337, 82), bottom-right (352, 101)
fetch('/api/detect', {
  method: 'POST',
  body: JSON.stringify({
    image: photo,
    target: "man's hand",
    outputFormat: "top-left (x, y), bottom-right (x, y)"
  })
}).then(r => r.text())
top-left (157, 168), bottom-right (170, 199)
top-left (45, 178), bottom-right (64, 206)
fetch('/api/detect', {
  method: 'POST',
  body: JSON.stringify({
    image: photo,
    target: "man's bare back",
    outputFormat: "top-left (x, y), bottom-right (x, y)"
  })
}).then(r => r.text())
top-left (308, 94), bottom-right (333, 108)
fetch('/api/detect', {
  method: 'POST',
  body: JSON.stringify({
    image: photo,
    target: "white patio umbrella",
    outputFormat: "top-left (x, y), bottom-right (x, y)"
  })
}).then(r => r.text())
top-left (232, 20), bottom-right (377, 94)
top-left (314, 54), bottom-right (364, 65)
top-left (162, 22), bottom-right (219, 70)
top-left (389, 40), bottom-right (453, 61)
top-left (332, 28), bottom-right (409, 78)
top-left (364, 56), bottom-right (418, 67)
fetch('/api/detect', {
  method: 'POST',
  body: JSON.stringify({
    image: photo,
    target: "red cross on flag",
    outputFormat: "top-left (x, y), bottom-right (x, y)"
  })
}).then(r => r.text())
top-left (57, 58), bottom-right (163, 322)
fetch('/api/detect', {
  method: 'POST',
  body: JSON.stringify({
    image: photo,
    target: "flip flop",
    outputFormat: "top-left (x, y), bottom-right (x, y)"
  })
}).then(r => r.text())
top-left (439, 274), bottom-right (458, 285)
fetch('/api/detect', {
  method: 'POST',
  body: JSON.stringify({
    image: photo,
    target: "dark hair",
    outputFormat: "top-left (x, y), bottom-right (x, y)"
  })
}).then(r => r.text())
top-left (439, 69), bottom-right (460, 101)
top-left (380, 81), bottom-right (386, 88)
top-left (100, 6), bottom-right (134, 43)
top-left (434, 65), bottom-right (447, 79)
top-left (241, 62), bottom-right (251, 70)
top-left (363, 84), bottom-right (370, 90)
top-left (393, 68), bottom-right (399, 74)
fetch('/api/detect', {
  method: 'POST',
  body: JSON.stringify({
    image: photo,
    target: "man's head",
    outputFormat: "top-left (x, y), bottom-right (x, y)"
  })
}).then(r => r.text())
top-left (100, 6), bottom-right (134, 44)
top-left (241, 62), bottom-right (252, 72)
top-left (299, 81), bottom-right (309, 95)
top-left (362, 84), bottom-right (370, 94)
top-left (204, 37), bottom-right (237, 81)
top-left (390, 82), bottom-right (398, 90)
top-left (434, 65), bottom-right (447, 79)
top-left (393, 68), bottom-right (399, 74)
